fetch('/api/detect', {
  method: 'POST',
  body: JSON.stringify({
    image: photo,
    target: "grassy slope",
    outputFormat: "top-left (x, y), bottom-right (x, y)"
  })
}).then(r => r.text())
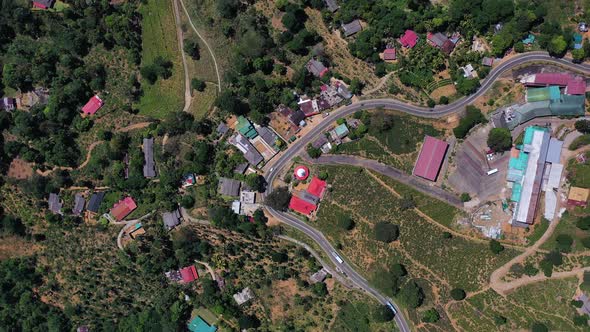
top-left (137, 0), bottom-right (184, 118)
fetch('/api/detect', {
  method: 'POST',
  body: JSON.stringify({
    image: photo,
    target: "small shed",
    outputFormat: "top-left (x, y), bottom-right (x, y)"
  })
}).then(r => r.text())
top-left (81, 95), bottom-right (103, 115)
top-left (323, 0), bottom-right (339, 12)
top-left (482, 57), bottom-right (494, 67)
top-left (342, 20), bottom-right (362, 37)
top-left (218, 177), bottom-right (241, 197)
top-left (72, 194), bottom-right (85, 216)
top-left (143, 138), bottom-right (156, 178)
top-left (87, 192), bottom-right (105, 213)
top-left (48, 193), bottom-right (62, 214)
top-left (162, 209), bottom-right (182, 230)
top-left (568, 187), bottom-right (590, 206)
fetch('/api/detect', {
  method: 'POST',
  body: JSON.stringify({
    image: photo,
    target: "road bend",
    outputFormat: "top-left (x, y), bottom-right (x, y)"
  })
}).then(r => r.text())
top-left (263, 51), bottom-right (590, 331)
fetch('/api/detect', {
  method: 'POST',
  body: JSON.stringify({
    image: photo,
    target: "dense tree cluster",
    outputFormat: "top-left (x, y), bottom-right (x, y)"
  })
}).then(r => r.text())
top-left (454, 106), bottom-right (487, 139)
top-left (487, 128), bottom-right (512, 152)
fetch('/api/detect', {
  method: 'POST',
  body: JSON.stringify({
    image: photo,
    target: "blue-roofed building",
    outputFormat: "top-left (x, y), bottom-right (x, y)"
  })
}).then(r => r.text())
top-left (188, 316), bottom-right (217, 332)
top-left (574, 33), bottom-right (583, 49)
top-left (522, 34), bottom-right (535, 45)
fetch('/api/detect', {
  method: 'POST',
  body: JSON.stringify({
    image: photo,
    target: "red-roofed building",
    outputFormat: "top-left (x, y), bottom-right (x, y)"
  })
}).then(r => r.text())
top-left (298, 99), bottom-right (320, 117)
top-left (179, 265), bottom-right (199, 283)
top-left (413, 136), bottom-right (449, 182)
top-left (566, 79), bottom-right (587, 95)
top-left (33, 0), bottom-right (55, 9)
top-left (526, 73), bottom-right (574, 87)
top-left (307, 177), bottom-right (327, 198)
top-left (383, 48), bottom-right (396, 61)
top-left (400, 30), bottom-right (418, 48)
top-left (82, 95), bottom-right (104, 116)
top-left (289, 196), bottom-right (317, 215)
top-left (110, 197), bottom-right (137, 221)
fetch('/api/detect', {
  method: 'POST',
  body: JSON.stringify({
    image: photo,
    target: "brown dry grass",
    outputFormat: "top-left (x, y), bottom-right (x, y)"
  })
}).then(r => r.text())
top-left (7, 158), bottom-right (33, 180)
top-left (0, 236), bottom-right (38, 260)
top-left (430, 84), bottom-right (457, 101)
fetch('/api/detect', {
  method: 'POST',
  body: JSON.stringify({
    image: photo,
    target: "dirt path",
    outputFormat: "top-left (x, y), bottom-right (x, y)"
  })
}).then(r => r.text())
top-left (494, 267), bottom-right (590, 294)
top-left (195, 260), bottom-right (217, 281)
top-left (363, 72), bottom-right (394, 95)
top-left (117, 121), bottom-right (152, 133)
top-left (178, 0), bottom-right (222, 92)
top-left (172, 0), bottom-right (192, 112)
top-left (36, 141), bottom-right (104, 176)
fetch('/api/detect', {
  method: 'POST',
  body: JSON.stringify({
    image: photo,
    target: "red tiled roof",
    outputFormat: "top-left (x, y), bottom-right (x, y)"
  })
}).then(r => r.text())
top-left (383, 48), bottom-right (396, 60)
top-left (110, 197), bottom-right (137, 221)
top-left (82, 95), bottom-right (104, 115)
top-left (532, 73), bottom-right (574, 86)
top-left (413, 136), bottom-right (449, 182)
top-left (400, 30), bottom-right (418, 48)
top-left (289, 196), bottom-right (317, 215)
top-left (307, 177), bottom-right (327, 198)
top-left (180, 265), bottom-right (199, 283)
top-left (566, 79), bottom-right (586, 95)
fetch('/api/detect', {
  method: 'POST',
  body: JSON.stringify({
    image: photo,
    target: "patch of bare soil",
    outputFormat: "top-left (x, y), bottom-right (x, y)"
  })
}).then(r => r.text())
top-left (268, 279), bottom-right (300, 321)
top-left (7, 158), bottom-right (33, 180)
top-left (430, 84), bottom-right (457, 101)
top-left (0, 236), bottom-right (39, 260)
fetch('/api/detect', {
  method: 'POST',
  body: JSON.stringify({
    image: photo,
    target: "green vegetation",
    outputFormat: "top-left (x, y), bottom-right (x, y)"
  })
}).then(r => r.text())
top-left (453, 106), bottom-right (487, 139)
top-left (488, 127), bottom-right (513, 152)
top-left (374, 222), bottom-right (399, 243)
top-left (450, 288), bottom-right (466, 301)
top-left (567, 152), bottom-right (590, 187)
top-left (265, 187), bottom-right (292, 211)
top-left (137, 0), bottom-right (184, 117)
top-left (422, 308), bottom-right (440, 323)
top-left (489, 239), bottom-right (505, 254)
top-left (460, 193), bottom-right (471, 202)
top-left (448, 277), bottom-right (582, 331)
top-left (569, 135), bottom-right (590, 151)
top-left (541, 213), bottom-right (590, 253)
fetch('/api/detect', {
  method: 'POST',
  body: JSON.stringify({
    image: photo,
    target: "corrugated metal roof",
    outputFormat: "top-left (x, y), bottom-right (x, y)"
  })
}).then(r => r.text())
top-left (143, 138), bottom-right (156, 178)
top-left (413, 136), bottom-right (449, 181)
top-left (546, 138), bottom-right (563, 164)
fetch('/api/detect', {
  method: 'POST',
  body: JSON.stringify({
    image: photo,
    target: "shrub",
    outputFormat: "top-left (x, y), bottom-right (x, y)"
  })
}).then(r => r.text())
top-left (574, 314), bottom-right (589, 326)
top-left (338, 215), bottom-right (355, 230)
top-left (489, 239), bottom-right (504, 254)
top-left (442, 231), bottom-right (452, 239)
top-left (582, 237), bottom-right (590, 249)
top-left (439, 96), bottom-right (449, 105)
top-left (318, 171), bottom-right (328, 180)
top-left (265, 187), bottom-right (292, 211)
top-left (374, 222), bottom-right (399, 243)
top-left (575, 120), bottom-right (590, 134)
top-left (494, 315), bottom-right (507, 325)
top-left (577, 216), bottom-right (590, 230)
top-left (398, 281), bottom-right (424, 308)
top-left (422, 308), bottom-right (440, 323)
top-left (555, 234), bottom-right (573, 252)
top-left (191, 79), bottom-right (206, 92)
top-left (487, 128), bottom-right (512, 152)
top-left (571, 300), bottom-right (584, 308)
top-left (307, 144), bottom-right (321, 159)
top-left (391, 263), bottom-right (407, 278)
top-left (450, 288), bottom-right (466, 301)
top-left (372, 305), bottom-right (394, 322)
top-left (523, 263), bottom-right (539, 276)
top-left (460, 193), bottom-right (471, 202)
top-left (531, 322), bottom-right (548, 332)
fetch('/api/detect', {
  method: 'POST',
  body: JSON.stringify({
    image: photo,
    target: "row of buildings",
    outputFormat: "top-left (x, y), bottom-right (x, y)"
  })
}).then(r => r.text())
top-left (496, 72), bottom-right (587, 130)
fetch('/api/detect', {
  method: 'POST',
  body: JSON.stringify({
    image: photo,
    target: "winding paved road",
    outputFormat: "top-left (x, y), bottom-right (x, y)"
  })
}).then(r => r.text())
top-left (263, 51), bottom-right (590, 332)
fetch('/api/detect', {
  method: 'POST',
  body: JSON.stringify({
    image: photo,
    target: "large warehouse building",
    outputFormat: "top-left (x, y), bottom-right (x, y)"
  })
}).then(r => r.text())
top-left (413, 136), bottom-right (449, 182)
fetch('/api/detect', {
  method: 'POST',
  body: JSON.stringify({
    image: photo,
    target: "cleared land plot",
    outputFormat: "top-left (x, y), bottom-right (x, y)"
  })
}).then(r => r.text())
top-left (448, 277), bottom-right (582, 331)
top-left (315, 165), bottom-right (518, 298)
top-left (336, 112), bottom-right (441, 173)
top-left (137, 0), bottom-right (184, 118)
top-left (541, 212), bottom-right (590, 253)
top-left (567, 153), bottom-right (590, 188)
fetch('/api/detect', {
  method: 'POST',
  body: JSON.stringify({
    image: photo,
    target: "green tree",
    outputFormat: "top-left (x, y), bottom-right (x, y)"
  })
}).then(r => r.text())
top-left (350, 78), bottom-right (364, 95)
top-left (265, 187), bottom-right (292, 211)
top-left (574, 314), bottom-right (589, 326)
top-left (450, 288), bottom-right (466, 301)
top-left (217, 0), bottom-right (240, 18)
top-left (398, 281), bottom-right (424, 308)
top-left (183, 38), bottom-right (200, 59)
top-left (180, 195), bottom-right (195, 209)
top-left (453, 106), bottom-right (487, 138)
top-left (391, 263), bottom-right (407, 278)
top-left (338, 214), bottom-right (355, 230)
top-left (245, 173), bottom-right (266, 192)
top-left (578, 217), bottom-right (590, 230)
top-left (494, 315), bottom-right (507, 325)
top-left (524, 263), bottom-right (539, 276)
top-left (374, 222), bottom-right (399, 243)
top-left (307, 144), bottom-right (322, 159)
top-left (575, 120), bottom-right (590, 134)
top-left (573, 48), bottom-right (586, 63)
top-left (422, 308), bottom-right (440, 323)
top-left (487, 128), bottom-right (512, 152)
top-left (547, 35), bottom-right (567, 57)
top-left (489, 239), bottom-right (504, 254)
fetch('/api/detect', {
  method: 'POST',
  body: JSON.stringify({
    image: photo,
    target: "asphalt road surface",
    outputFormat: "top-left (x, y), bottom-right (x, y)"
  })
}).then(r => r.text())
top-left (265, 51), bottom-right (590, 332)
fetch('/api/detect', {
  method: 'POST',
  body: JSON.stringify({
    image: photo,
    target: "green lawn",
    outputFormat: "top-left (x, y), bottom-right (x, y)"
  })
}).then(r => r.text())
top-left (136, 0), bottom-right (184, 118)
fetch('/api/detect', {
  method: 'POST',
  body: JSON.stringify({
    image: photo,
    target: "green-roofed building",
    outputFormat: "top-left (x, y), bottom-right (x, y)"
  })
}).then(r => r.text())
top-left (334, 123), bottom-right (349, 138)
top-left (236, 116), bottom-right (258, 139)
top-left (526, 86), bottom-right (560, 102)
top-left (502, 93), bottom-right (585, 130)
top-left (188, 316), bottom-right (217, 332)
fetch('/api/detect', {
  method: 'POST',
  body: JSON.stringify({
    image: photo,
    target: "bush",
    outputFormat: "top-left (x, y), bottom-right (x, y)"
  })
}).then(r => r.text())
top-left (191, 79), bottom-right (206, 92)
top-left (422, 308), bottom-right (440, 323)
top-left (577, 216), bottom-right (590, 230)
top-left (545, 250), bottom-right (563, 266)
top-left (318, 171), bottom-right (328, 180)
top-left (439, 96), bottom-right (449, 104)
top-left (575, 120), bottom-right (590, 134)
top-left (571, 300), bottom-right (584, 308)
top-left (450, 288), bottom-right (466, 301)
top-left (453, 106), bottom-right (487, 139)
top-left (531, 322), bottom-right (548, 332)
top-left (582, 237), bottom-right (590, 249)
top-left (271, 251), bottom-right (289, 263)
top-left (338, 215), bottom-right (355, 230)
top-left (372, 305), bottom-right (394, 322)
top-left (180, 195), bottom-right (195, 209)
top-left (574, 314), bottom-right (589, 326)
top-left (494, 315), bottom-right (507, 325)
top-left (374, 222), bottom-right (399, 243)
top-left (391, 263), bottom-right (407, 278)
top-left (460, 193), bottom-right (471, 202)
top-left (489, 239), bottom-right (504, 254)
top-left (487, 128), bottom-right (512, 152)
top-left (523, 263), bottom-right (539, 276)
top-left (442, 231), bottom-right (453, 239)
top-left (183, 38), bottom-right (200, 59)
top-left (539, 259), bottom-right (553, 277)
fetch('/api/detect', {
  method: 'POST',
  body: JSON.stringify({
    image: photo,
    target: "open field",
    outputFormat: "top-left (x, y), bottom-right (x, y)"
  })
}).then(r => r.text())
top-left (137, 0), bottom-right (184, 118)
top-left (447, 277), bottom-right (582, 331)
top-left (313, 165), bottom-right (519, 328)
top-left (567, 152), bottom-right (590, 188)
top-left (541, 212), bottom-right (590, 253)
top-left (335, 111), bottom-right (442, 173)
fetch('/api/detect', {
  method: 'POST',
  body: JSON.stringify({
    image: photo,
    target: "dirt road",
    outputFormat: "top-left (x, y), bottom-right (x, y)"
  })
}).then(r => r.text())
top-left (172, 0), bottom-right (192, 112)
